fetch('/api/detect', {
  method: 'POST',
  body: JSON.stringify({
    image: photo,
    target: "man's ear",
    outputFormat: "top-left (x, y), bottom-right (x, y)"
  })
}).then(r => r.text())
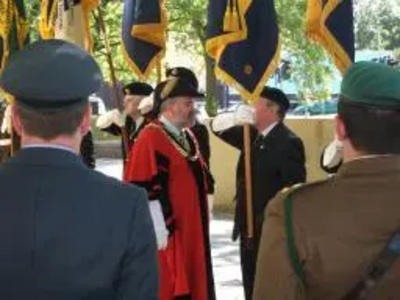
top-left (78, 103), bottom-right (92, 136)
top-left (11, 105), bottom-right (23, 136)
top-left (335, 115), bottom-right (348, 142)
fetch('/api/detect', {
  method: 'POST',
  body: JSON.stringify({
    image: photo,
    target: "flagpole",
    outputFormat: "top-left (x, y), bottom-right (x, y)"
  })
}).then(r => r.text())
top-left (244, 123), bottom-right (254, 240)
top-left (157, 60), bottom-right (162, 84)
top-left (96, 7), bottom-right (130, 155)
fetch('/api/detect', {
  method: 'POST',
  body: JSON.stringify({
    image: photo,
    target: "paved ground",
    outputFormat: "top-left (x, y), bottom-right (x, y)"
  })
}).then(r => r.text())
top-left (96, 158), bottom-right (245, 300)
top-left (210, 219), bottom-right (244, 299)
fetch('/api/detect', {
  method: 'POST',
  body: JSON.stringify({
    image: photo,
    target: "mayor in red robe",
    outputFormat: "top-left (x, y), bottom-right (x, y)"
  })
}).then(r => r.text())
top-left (124, 78), bottom-right (216, 300)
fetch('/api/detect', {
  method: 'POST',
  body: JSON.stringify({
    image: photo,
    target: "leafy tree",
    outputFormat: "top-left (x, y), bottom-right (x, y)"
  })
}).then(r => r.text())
top-left (91, 1), bottom-right (134, 84)
top-left (354, 0), bottom-right (400, 50)
top-left (275, 0), bottom-right (334, 103)
top-left (167, 0), bottom-right (218, 115)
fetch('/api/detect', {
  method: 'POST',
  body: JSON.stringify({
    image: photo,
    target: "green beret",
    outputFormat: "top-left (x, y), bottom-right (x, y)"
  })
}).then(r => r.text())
top-left (0, 39), bottom-right (103, 111)
top-left (340, 61), bottom-right (400, 109)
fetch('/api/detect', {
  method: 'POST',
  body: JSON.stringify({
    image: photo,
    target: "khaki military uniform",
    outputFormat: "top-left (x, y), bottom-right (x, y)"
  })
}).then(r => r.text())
top-left (253, 155), bottom-right (400, 299)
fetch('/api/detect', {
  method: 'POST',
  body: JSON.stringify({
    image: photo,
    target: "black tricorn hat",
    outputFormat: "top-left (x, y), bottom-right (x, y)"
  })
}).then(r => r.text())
top-left (152, 77), bottom-right (203, 115)
top-left (166, 67), bottom-right (199, 90)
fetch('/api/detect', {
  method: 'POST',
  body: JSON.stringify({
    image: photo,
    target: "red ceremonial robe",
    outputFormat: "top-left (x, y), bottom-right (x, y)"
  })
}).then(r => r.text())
top-left (124, 120), bottom-right (216, 300)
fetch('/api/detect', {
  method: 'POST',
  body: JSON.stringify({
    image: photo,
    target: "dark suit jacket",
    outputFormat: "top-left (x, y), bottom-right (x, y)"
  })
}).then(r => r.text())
top-left (189, 122), bottom-right (215, 194)
top-left (0, 147), bottom-right (158, 300)
top-left (190, 122), bottom-right (211, 166)
top-left (212, 122), bottom-right (306, 240)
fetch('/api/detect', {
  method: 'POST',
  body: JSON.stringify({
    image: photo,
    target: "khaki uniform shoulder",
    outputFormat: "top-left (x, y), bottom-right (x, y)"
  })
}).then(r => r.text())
top-left (277, 178), bottom-right (332, 201)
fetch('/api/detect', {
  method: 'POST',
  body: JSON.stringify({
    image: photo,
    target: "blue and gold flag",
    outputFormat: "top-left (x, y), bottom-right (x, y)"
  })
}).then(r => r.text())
top-left (40, 0), bottom-right (99, 52)
top-left (306, 0), bottom-right (355, 74)
top-left (122, 0), bottom-right (166, 80)
top-left (0, 0), bottom-right (29, 74)
top-left (206, 0), bottom-right (281, 101)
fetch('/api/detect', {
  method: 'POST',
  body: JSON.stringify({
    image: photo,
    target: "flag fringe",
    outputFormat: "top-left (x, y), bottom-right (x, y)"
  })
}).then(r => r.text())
top-left (206, 0), bottom-right (251, 62)
top-left (214, 39), bottom-right (282, 103)
top-left (306, 0), bottom-right (352, 74)
top-left (123, 0), bottom-right (167, 79)
top-left (121, 39), bottom-right (164, 80)
top-left (40, 0), bottom-right (98, 53)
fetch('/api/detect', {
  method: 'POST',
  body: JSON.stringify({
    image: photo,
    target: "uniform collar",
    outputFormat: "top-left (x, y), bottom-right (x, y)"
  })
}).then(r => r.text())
top-left (23, 143), bottom-right (76, 154)
top-left (260, 122), bottom-right (279, 137)
top-left (338, 155), bottom-right (400, 177)
top-left (7, 147), bottom-right (85, 168)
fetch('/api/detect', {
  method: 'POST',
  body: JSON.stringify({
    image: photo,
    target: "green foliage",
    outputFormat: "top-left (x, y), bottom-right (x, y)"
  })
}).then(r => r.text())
top-left (275, 0), bottom-right (334, 103)
top-left (167, 0), bottom-right (207, 55)
top-left (355, 0), bottom-right (400, 50)
top-left (24, 1), bottom-right (41, 42)
top-left (91, 1), bottom-right (135, 84)
top-left (167, 0), bottom-right (218, 116)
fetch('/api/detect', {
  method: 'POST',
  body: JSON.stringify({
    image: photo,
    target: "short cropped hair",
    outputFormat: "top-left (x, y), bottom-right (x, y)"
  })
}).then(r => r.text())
top-left (14, 101), bottom-right (88, 140)
top-left (338, 98), bottom-right (400, 155)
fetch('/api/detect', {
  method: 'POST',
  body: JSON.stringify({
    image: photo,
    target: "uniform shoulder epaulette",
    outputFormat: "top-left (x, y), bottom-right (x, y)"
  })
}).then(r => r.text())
top-left (280, 183), bottom-right (304, 197)
top-left (279, 178), bottom-right (330, 199)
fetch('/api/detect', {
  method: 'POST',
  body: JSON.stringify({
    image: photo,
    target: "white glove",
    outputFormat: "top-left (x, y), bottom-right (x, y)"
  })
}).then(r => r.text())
top-left (233, 105), bottom-right (255, 125)
top-left (207, 194), bottom-right (214, 220)
top-left (138, 94), bottom-right (154, 115)
top-left (149, 200), bottom-right (169, 250)
top-left (96, 109), bottom-right (125, 129)
top-left (322, 138), bottom-right (343, 168)
top-left (211, 105), bottom-right (255, 132)
top-left (211, 112), bottom-right (235, 132)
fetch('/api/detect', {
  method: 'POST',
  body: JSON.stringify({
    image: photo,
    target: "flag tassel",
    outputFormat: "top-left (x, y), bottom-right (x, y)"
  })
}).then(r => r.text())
top-left (223, 0), bottom-right (240, 32)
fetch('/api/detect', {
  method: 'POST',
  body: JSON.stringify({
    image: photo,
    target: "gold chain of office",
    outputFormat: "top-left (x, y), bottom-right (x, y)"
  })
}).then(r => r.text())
top-left (148, 123), bottom-right (201, 162)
